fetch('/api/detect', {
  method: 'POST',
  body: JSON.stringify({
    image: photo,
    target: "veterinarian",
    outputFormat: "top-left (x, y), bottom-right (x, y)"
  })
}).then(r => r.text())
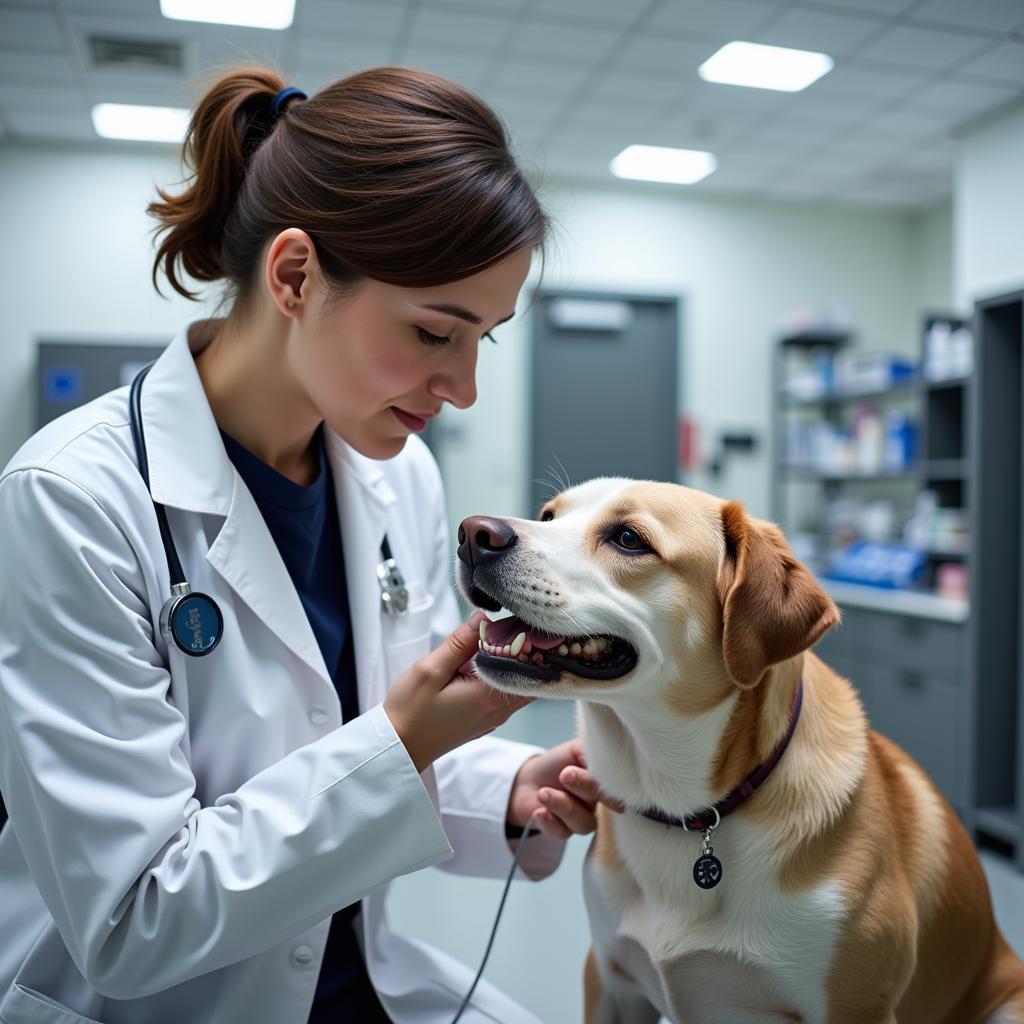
top-left (0, 66), bottom-right (611, 1024)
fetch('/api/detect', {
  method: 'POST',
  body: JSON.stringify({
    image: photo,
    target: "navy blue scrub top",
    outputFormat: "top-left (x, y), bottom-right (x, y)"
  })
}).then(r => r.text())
top-left (221, 426), bottom-right (390, 1023)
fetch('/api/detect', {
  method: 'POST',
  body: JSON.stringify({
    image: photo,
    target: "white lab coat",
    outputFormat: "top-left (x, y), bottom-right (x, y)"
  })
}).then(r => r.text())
top-left (0, 319), bottom-right (565, 1024)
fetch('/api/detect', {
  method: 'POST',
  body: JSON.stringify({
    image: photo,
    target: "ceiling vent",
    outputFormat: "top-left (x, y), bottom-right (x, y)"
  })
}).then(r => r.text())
top-left (88, 35), bottom-right (185, 72)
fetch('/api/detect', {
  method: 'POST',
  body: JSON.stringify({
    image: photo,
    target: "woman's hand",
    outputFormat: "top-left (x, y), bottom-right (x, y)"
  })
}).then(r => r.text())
top-left (384, 612), bottom-right (534, 774)
top-left (506, 739), bottom-right (625, 841)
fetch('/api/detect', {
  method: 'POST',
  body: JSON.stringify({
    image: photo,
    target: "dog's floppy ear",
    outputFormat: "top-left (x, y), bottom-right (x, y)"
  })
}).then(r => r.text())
top-left (717, 500), bottom-right (840, 689)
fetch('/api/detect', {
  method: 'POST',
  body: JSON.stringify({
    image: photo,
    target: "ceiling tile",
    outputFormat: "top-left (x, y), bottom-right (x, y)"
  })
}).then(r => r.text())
top-left (646, 0), bottom-right (780, 39)
top-left (58, 0), bottom-right (163, 13)
top-left (0, 80), bottom-right (88, 113)
top-left (853, 24), bottom-right (994, 70)
top-left (297, 0), bottom-right (408, 39)
top-left (957, 39), bottom-right (1024, 88)
top-left (398, 49), bottom-right (491, 88)
top-left (909, 0), bottom-right (1024, 33)
top-left (793, 0), bottom-right (918, 13)
top-left (295, 35), bottom-right (394, 77)
top-left (0, 6), bottom-right (63, 49)
top-left (613, 32), bottom-right (718, 78)
top-left (749, 7), bottom-right (887, 59)
top-left (905, 76), bottom-right (1022, 118)
top-left (801, 62), bottom-right (929, 104)
top-left (406, 7), bottom-right (512, 53)
top-left (484, 61), bottom-right (592, 99)
top-left (510, 18), bottom-right (621, 68)
top-left (0, 48), bottom-right (78, 86)
top-left (532, 0), bottom-right (655, 28)
top-left (584, 70), bottom-right (673, 111)
top-left (421, 0), bottom-right (528, 12)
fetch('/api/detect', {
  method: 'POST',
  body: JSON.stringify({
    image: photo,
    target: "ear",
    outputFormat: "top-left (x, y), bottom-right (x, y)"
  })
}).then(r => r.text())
top-left (717, 501), bottom-right (840, 689)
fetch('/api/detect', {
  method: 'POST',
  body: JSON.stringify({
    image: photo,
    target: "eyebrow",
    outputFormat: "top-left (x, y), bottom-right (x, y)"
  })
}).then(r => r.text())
top-left (420, 303), bottom-right (516, 329)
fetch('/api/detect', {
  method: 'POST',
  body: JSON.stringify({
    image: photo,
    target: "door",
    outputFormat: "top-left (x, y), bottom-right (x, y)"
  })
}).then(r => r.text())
top-left (530, 290), bottom-right (680, 515)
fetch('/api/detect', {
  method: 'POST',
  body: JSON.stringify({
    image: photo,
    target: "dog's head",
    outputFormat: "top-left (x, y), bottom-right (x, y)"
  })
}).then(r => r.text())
top-left (457, 478), bottom-right (839, 704)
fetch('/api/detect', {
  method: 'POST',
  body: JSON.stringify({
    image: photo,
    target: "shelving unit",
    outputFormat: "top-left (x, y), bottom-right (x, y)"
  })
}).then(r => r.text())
top-left (773, 317), bottom-right (973, 815)
top-left (969, 288), bottom-right (1024, 863)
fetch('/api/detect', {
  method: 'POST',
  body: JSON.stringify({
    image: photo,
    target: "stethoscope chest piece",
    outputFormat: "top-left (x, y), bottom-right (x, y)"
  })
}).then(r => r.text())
top-left (160, 583), bottom-right (224, 656)
top-left (377, 554), bottom-right (409, 615)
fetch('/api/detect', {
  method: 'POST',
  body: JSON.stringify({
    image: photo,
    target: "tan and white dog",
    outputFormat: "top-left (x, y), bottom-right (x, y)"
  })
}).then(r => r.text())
top-left (456, 478), bottom-right (1024, 1024)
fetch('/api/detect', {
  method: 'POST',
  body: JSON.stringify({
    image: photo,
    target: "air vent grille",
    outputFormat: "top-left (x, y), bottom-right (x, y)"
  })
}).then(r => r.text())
top-left (89, 35), bottom-right (184, 71)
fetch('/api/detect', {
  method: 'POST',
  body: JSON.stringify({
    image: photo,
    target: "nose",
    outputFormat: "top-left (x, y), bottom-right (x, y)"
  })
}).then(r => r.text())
top-left (457, 516), bottom-right (517, 568)
top-left (430, 341), bottom-right (479, 410)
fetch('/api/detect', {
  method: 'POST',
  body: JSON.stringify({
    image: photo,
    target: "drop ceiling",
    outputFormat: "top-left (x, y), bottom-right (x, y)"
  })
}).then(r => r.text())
top-left (2, 0), bottom-right (1023, 209)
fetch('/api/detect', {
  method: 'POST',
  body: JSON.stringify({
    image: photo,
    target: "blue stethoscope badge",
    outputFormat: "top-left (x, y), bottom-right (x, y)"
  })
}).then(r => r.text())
top-left (161, 586), bottom-right (223, 657)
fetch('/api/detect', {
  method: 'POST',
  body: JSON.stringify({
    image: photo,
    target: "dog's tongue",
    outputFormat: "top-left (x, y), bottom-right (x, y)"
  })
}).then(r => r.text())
top-left (485, 615), bottom-right (566, 650)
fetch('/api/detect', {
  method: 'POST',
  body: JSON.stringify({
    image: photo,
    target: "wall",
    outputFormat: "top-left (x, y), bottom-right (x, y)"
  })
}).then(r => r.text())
top-left (954, 101), bottom-right (1024, 309)
top-left (1, 141), bottom-right (948, 528)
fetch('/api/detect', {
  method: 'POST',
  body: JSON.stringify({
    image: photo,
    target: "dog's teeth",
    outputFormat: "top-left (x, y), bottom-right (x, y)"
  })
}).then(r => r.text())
top-left (502, 645), bottom-right (511, 657)
top-left (478, 639), bottom-right (484, 650)
top-left (570, 642), bottom-right (582, 656)
top-left (558, 644), bottom-right (569, 656)
top-left (510, 632), bottom-right (526, 657)
top-left (522, 640), bottom-right (533, 654)
top-left (596, 637), bottom-right (608, 652)
top-left (479, 621), bottom-right (487, 642)
top-left (583, 639), bottom-right (597, 654)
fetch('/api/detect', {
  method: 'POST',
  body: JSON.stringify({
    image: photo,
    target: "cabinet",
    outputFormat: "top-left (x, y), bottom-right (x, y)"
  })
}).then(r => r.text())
top-left (969, 289), bottom-right (1024, 864)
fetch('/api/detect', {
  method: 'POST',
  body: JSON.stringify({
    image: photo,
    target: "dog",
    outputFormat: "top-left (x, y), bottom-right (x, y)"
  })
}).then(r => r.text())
top-left (455, 478), bottom-right (1024, 1024)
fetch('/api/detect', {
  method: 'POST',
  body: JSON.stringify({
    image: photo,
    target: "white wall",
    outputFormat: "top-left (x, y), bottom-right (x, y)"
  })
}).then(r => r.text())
top-left (0, 142), bottom-right (220, 468)
top-left (954, 101), bottom-right (1024, 308)
top-left (1, 141), bottom-right (948, 529)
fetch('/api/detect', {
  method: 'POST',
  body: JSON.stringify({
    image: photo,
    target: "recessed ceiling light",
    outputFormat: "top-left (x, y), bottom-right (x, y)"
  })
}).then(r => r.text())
top-left (91, 103), bottom-right (191, 143)
top-left (610, 145), bottom-right (717, 185)
top-left (699, 41), bottom-right (833, 92)
top-left (160, 0), bottom-right (295, 30)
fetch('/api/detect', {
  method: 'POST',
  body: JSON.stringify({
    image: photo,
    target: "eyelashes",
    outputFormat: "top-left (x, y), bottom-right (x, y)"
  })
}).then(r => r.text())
top-left (416, 327), bottom-right (499, 347)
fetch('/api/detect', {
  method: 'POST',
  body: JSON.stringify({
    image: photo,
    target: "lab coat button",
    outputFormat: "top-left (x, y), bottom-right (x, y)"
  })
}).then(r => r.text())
top-left (310, 708), bottom-right (329, 725)
top-left (292, 945), bottom-right (314, 966)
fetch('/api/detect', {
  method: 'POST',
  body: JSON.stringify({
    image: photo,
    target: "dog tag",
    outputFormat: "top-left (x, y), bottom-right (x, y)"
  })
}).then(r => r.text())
top-left (693, 853), bottom-right (722, 889)
top-left (693, 824), bottom-right (722, 889)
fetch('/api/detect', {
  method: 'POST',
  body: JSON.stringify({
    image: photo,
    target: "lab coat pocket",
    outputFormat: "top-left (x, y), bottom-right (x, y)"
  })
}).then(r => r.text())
top-left (1, 983), bottom-right (107, 1024)
top-left (382, 580), bottom-right (435, 685)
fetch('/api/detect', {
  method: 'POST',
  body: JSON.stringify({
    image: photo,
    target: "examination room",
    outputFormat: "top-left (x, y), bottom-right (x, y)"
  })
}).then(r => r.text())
top-left (3, 0), bottom-right (1024, 1021)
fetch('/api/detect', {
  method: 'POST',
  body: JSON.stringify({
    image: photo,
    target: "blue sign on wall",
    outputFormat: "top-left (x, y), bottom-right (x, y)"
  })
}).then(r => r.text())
top-left (43, 366), bottom-right (83, 404)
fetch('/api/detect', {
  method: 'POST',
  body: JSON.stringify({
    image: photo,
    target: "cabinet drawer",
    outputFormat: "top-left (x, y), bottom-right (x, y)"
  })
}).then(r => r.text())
top-left (831, 606), bottom-right (967, 680)
top-left (860, 665), bottom-right (966, 810)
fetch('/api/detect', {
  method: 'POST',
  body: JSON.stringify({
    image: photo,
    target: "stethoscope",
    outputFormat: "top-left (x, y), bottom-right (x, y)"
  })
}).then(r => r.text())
top-left (129, 363), bottom-right (409, 658)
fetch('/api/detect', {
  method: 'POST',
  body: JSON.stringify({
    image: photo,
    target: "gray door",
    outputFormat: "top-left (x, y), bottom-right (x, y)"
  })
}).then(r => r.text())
top-left (530, 290), bottom-right (680, 515)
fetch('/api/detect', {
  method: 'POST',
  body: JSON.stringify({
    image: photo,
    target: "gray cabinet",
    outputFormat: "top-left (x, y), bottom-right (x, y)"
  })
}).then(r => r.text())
top-left (813, 604), bottom-right (968, 811)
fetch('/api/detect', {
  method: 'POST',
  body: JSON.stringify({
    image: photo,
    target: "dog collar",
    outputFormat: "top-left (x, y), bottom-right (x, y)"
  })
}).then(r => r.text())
top-left (638, 679), bottom-right (804, 889)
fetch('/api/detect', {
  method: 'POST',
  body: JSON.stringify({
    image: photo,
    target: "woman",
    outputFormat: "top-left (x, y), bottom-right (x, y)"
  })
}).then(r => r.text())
top-left (0, 66), bottom-right (614, 1024)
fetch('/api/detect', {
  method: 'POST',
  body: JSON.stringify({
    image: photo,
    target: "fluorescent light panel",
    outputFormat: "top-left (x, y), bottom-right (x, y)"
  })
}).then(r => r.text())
top-left (160, 0), bottom-right (295, 30)
top-left (610, 145), bottom-right (717, 185)
top-left (699, 41), bottom-right (833, 92)
top-left (92, 103), bottom-right (191, 143)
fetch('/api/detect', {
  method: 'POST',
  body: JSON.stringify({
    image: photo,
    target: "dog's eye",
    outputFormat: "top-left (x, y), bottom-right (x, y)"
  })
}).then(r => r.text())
top-left (611, 526), bottom-right (649, 553)
top-left (540, 509), bottom-right (554, 522)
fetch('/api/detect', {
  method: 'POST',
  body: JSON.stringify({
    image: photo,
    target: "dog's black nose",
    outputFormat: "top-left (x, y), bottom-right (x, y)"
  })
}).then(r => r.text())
top-left (457, 516), bottom-right (517, 568)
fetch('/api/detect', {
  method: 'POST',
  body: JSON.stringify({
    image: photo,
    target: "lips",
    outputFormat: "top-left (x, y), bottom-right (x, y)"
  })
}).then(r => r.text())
top-left (392, 408), bottom-right (434, 432)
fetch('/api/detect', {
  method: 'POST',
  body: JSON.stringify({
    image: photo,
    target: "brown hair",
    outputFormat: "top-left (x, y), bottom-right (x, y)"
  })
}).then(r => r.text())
top-left (147, 64), bottom-right (549, 313)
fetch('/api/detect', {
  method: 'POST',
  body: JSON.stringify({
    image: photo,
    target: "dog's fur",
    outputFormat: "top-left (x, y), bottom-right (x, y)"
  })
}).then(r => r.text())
top-left (462, 478), bottom-right (1024, 1024)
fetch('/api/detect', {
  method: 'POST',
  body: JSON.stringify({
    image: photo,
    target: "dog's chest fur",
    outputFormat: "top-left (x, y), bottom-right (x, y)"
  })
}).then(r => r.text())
top-left (583, 810), bottom-right (846, 1023)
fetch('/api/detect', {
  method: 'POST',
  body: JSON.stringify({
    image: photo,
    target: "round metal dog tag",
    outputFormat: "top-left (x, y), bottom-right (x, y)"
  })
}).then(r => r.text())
top-left (693, 854), bottom-right (722, 889)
